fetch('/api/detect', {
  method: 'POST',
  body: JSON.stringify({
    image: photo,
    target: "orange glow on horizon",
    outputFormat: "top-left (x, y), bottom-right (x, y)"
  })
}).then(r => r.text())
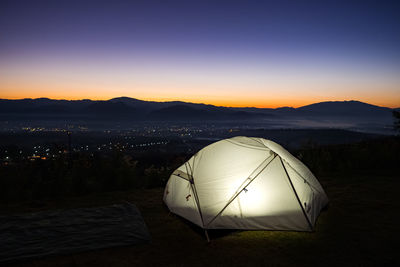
top-left (1, 92), bottom-right (398, 109)
top-left (1, 63), bottom-right (399, 109)
top-left (1, 78), bottom-right (399, 109)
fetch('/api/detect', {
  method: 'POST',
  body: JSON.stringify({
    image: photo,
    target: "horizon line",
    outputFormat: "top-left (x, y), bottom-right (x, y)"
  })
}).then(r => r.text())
top-left (0, 96), bottom-right (397, 109)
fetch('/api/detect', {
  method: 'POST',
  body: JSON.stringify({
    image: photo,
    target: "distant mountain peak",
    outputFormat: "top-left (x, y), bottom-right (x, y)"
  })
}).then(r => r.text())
top-left (299, 100), bottom-right (384, 108)
top-left (296, 99), bottom-right (391, 118)
top-left (110, 96), bottom-right (140, 101)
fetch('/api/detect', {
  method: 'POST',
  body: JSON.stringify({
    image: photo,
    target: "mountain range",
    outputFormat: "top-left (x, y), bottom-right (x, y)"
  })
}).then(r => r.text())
top-left (0, 97), bottom-right (395, 121)
top-left (0, 97), bottom-right (397, 135)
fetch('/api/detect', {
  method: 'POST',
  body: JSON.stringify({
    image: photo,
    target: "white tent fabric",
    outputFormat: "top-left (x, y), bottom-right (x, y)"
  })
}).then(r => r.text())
top-left (163, 136), bottom-right (328, 231)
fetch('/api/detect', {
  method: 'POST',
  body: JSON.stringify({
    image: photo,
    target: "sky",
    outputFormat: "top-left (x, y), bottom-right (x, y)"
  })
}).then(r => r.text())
top-left (0, 0), bottom-right (399, 108)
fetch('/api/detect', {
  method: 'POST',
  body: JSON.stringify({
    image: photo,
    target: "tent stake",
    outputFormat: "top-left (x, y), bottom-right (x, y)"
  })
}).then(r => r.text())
top-left (204, 230), bottom-right (210, 243)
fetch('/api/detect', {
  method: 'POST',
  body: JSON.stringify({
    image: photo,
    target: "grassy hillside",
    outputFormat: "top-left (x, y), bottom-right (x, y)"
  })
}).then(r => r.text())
top-left (1, 137), bottom-right (399, 266)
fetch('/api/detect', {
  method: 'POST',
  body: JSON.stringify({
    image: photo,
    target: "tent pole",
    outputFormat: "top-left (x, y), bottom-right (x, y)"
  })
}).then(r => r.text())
top-left (279, 157), bottom-right (314, 231)
top-left (205, 154), bottom-right (277, 228)
top-left (204, 230), bottom-right (210, 243)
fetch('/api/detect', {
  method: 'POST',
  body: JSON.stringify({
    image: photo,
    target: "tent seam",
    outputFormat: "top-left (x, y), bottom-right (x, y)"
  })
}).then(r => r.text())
top-left (185, 162), bottom-right (206, 228)
top-left (283, 160), bottom-right (323, 194)
top-left (224, 139), bottom-right (269, 151)
top-left (279, 157), bottom-right (314, 231)
top-left (205, 153), bottom-right (277, 228)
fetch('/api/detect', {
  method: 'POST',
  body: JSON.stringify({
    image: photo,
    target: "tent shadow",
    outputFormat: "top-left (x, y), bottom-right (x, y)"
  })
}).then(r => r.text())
top-left (170, 212), bottom-right (240, 241)
top-left (206, 229), bottom-right (240, 240)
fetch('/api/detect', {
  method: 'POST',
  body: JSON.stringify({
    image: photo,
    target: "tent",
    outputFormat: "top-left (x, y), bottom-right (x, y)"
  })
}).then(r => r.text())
top-left (163, 136), bottom-right (328, 239)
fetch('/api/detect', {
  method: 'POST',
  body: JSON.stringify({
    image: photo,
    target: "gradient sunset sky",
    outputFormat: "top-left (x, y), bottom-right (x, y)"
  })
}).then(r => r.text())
top-left (1, 0), bottom-right (399, 108)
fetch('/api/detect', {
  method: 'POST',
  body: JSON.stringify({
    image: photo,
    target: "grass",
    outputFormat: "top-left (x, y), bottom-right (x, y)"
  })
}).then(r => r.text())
top-left (1, 169), bottom-right (399, 267)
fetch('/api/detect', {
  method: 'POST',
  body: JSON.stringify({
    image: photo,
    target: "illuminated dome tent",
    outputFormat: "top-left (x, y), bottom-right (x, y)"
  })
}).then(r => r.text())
top-left (163, 137), bottom-right (328, 239)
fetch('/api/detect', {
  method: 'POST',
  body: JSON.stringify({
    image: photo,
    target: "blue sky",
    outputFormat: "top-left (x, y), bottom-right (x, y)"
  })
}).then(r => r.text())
top-left (1, 0), bottom-right (399, 107)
